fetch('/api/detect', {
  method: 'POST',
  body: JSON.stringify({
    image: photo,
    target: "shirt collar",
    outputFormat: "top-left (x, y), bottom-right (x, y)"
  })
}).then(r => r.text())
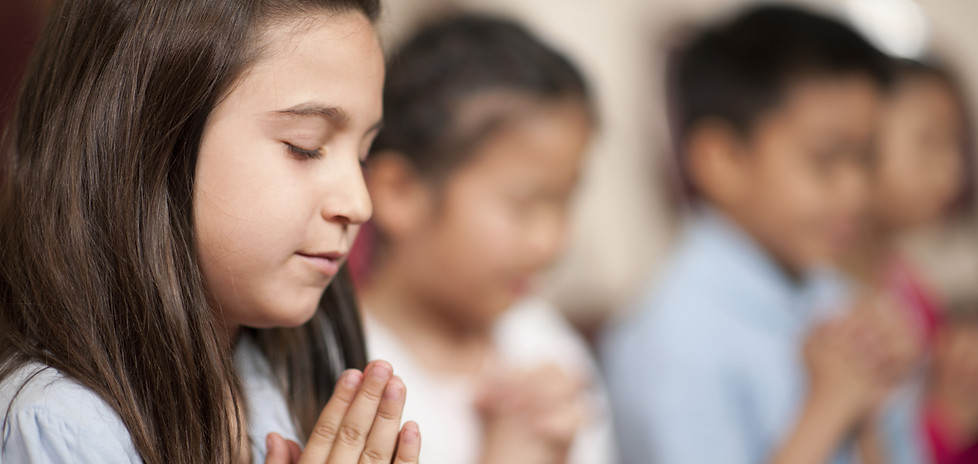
top-left (683, 208), bottom-right (848, 333)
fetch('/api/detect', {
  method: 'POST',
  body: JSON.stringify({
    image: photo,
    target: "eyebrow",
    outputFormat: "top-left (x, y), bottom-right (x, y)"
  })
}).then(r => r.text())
top-left (273, 103), bottom-right (351, 126)
top-left (272, 103), bottom-right (383, 134)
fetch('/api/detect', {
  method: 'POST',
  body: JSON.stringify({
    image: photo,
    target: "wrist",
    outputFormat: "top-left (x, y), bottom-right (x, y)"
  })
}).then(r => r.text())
top-left (805, 386), bottom-right (865, 437)
top-left (769, 392), bottom-right (864, 464)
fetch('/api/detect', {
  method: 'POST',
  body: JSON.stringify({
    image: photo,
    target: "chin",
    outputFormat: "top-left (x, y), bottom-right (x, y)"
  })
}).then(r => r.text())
top-left (247, 298), bottom-right (321, 329)
top-left (799, 248), bottom-right (836, 270)
top-left (279, 302), bottom-right (321, 328)
top-left (480, 294), bottom-right (518, 321)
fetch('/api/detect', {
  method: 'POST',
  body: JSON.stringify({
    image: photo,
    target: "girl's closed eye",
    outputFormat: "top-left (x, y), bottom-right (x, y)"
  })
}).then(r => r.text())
top-left (285, 141), bottom-right (323, 160)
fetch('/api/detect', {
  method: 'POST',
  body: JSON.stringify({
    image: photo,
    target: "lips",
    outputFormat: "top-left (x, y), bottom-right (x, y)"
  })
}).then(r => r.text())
top-left (296, 251), bottom-right (345, 277)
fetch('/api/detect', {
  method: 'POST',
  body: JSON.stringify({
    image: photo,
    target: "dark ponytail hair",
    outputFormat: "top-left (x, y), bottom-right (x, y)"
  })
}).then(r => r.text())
top-left (371, 14), bottom-right (593, 179)
top-left (0, 0), bottom-right (377, 462)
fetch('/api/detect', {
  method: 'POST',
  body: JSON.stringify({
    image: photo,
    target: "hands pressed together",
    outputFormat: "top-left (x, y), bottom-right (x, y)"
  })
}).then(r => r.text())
top-left (930, 323), bottom-right (978, 448)
top-left (476, 364), bottom-right (587, 464)
top-left (804, 295), bottom-right (925, 424)
top-left (265, 361), bottom-right (421, 464)
top-left (262, 359), bottom-right (590, 464)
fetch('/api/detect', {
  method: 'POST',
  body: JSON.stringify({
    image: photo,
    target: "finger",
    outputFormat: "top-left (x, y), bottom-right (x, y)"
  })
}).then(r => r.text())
top-left (298, 369), bottom-right (364, 464)
top-left (475, 370), bottom-right (511, 412)
top-left (392, 421), bottom-right (421, 464)
top-left (869, 313), bottom-right (914, 370)
top-left (483, 370), bottom-right (530, 412)
top-left (526, 373), bottom-right (585, 414)
top-left (265, 432), bottom-right (292, 464)
top-left (499, 379), bottom-right (536, 412)
top-left (528, 364), bottom-right (563, 379)
top-left (834, 317), bottom-right (871, 353)
top-left (359, 376), bottom-right (407, 464)
top-left (533, 403), bottom-right (585, 444)
top-left (286, 440), bottom-right (302, 464)
top-left (327, 361), bottom-right (394, 462)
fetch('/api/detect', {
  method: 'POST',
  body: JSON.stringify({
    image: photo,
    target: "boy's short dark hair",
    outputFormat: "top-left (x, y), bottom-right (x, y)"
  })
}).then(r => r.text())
top-left (667, 4), bottom-right (891, 196)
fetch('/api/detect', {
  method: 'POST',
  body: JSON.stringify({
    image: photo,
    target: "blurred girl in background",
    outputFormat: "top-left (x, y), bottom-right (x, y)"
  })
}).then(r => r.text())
top-left (842, 59), bottom-right (978, 464)
top-left (350, 14), bottom-right (617, 464)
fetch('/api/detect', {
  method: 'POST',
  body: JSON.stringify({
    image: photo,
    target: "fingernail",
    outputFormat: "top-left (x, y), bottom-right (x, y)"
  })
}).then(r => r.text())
top-left (384, 377), bottom-right (404, 400)
top-left (266, 432), bottom-right (279, 454)
top-left (403, 422), bottom-right (420, 444)
top-left (343, 370), bottom-right (364, 388)
top-left (370, 361), bottom-right (392, 380)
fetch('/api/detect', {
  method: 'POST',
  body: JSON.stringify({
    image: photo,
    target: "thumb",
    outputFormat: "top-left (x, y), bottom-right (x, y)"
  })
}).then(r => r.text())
top-left (264, 432), bottom-right (295, 464)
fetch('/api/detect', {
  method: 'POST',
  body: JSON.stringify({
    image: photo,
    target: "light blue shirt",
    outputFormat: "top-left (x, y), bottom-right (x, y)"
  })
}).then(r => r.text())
top-left (0, 363), bottom-right (141, 463)
top-left (601, 212), bottom-right (925, 464)
top-left (0, 336), bottom-right (299, 463)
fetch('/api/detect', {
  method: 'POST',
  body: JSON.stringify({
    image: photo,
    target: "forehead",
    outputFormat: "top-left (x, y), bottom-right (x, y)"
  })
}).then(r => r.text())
top-left (767, 74), bottom-right (881, 137)
top-left (259, 11), bottom-right (382, 67)
top-left (223, 11), bottom-right (384, 121)
top-left (455, 100), bottom-right (591, 179)
top-left (891, 75), bottom-right (961, 113)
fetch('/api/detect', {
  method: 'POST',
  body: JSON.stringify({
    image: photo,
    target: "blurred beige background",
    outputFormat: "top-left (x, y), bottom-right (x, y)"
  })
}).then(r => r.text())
top-left (376, 0), bottom-right (978, 332)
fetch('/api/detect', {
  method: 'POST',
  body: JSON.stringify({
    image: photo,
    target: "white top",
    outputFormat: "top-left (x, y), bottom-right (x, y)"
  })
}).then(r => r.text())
top-left (0, 336), bottom-right (298, 463)
top-left (365, 296), bottom-right (619, 464)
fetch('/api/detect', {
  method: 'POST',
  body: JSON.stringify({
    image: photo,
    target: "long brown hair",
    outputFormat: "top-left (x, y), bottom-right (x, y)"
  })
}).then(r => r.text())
top-left (0, 0), bottom-right (378, 462)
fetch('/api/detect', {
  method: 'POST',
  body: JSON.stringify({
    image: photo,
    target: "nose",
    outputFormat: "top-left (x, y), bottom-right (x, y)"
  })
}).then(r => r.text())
top-left (527, 213), bottom-right (568, 269)
top-left (839, 157), bottom-right (870, 215)
top-left (320, 156), bottom-right (373, 226)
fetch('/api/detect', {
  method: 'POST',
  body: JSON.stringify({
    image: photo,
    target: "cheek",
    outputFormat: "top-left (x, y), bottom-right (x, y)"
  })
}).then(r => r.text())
top-left (877, 153), bottom-right (922, 204)
top-left (456, 192), bottom-right (526, 271)
top-left (886, 168), bottom-right (957, 227)
top-left (195, 136), bottom-right (309, 268)
top-left (430, 198), bottom-right (511, 275)
top-left (875, 117), bottom-right (960, 223)
top-left (923, 146), bottom-right (964, 205)
top-left (751, 152), bottom-right (859, 262)
top-left (193, 125), bottom-right (321, 324)
top-left (419, 190), bottom-right (525, 300)
top-left (750, 152), bottom-right (825, 224)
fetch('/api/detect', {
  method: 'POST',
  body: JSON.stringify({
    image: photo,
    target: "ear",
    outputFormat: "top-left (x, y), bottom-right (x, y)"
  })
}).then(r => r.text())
top-left (364, 151), bottom-right (434, 242)
top-left (686, 118), bottom-right (749, 208)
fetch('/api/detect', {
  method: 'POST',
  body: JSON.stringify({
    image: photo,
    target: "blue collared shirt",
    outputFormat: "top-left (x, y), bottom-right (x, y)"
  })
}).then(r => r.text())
top-left (0, 335), bottom-right (299, 463)
top-left (601, 211), bottom-right (924, 464)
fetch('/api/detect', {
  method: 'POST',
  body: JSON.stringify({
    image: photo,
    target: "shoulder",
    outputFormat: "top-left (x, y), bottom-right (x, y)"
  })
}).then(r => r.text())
top-left (608, 277), bottom-right (736, 364)
top-left (601, 249), bottom-right (742, 387)
top-left (605, 218), bottom-right (786, 361)
top-left (0, 362), bottom-right (141, 463)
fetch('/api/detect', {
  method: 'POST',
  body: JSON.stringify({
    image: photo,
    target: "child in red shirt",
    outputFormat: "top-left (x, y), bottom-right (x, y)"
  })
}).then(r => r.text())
top-left (843, 58), bottom-right (977, 464)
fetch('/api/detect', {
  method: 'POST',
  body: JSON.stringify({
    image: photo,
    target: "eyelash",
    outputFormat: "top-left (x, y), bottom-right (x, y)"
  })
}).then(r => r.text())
top-left (285, 143), bottom-right (322, 160)
top-left (284, 142), bottom-right (372, 172)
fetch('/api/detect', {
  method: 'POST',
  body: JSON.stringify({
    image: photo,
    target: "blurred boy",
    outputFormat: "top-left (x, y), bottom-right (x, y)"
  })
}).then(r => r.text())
top-left (602, 6), bottom-right (924, 464)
